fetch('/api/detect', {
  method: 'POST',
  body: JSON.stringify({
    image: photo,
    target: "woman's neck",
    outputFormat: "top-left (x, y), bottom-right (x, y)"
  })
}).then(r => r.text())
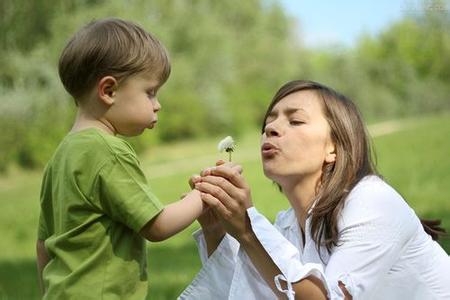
top-left (282, 174), bottom-right (321, 230)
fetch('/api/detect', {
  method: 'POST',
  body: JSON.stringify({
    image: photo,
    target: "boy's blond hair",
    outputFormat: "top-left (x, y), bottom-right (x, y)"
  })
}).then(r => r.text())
top-left (58, 18), bottom-right (171, 102)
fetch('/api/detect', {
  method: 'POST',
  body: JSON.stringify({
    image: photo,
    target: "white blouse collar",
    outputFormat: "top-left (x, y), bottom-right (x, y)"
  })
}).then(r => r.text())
top-left (276, 197), bottom-right (318, 230)
top-left (276, 208), bottom-right (297, 229)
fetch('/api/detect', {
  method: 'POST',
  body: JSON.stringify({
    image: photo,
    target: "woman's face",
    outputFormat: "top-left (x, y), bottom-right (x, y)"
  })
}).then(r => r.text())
top-left (261, 90), bottom-right (336, 186)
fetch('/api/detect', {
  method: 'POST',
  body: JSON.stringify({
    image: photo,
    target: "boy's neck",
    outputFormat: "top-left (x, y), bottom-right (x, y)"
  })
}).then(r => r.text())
top-left (71, 108), bottom-right (116, 136)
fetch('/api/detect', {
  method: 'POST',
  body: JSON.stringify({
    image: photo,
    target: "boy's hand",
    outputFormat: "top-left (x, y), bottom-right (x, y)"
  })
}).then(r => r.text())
top-left (195, 160), bottom-right (233, 233)
top-left (178, 173), bottom-right (201, 199)
top-left (195, 164), bottom-right (252, 241)
top-left (189, 174), bottom-right (201, 190)
top-left (196, 161), bottom-right (225, 230)
top-left (195, 160), bottom-right (243, 256)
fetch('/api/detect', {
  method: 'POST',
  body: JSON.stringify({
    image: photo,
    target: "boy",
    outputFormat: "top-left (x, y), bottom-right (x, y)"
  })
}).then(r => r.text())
top-left (36, 18), bottom-right (204, 299)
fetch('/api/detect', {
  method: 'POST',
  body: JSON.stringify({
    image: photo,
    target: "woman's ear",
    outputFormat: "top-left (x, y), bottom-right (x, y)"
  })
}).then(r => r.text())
top-left (98, 76), bottom-right (118, 106)
top-left (325, 151), bottom-right (336, 163)
top-left (325, 142), bottom-right (336, 163)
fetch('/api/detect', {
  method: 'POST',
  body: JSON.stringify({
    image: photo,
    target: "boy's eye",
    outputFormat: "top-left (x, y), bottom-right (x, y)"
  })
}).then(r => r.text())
top-left (147, 90), bottom-right (156, 98)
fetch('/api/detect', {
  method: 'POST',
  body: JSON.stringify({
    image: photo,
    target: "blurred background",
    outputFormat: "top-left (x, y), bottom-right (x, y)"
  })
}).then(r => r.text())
top-left (0, 0), bottom-right (449, 299)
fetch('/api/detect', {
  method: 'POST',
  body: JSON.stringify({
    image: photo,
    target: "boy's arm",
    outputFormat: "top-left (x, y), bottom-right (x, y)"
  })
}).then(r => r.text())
top-left (140, 189), bottom-right (204, 242)
top-left (36, 239), bottom-right (50, 295)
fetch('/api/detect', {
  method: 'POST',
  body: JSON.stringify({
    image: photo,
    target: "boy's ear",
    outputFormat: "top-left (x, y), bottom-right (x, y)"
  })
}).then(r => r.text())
top-left (98, 76), bottom-right (118, 105)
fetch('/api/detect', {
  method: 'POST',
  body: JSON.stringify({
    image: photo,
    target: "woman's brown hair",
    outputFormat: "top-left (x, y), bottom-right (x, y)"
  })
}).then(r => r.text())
top-left (262, 80), bottom-right (446, 254)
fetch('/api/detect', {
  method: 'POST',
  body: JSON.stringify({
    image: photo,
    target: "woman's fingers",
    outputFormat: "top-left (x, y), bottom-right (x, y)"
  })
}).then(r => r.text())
top-left (209, 165), bottom-right (247, 189)
top-left (201, 162), bottom-right (243, 177)
top-left (195, 181), bottom-right (236, 209)
top-left (338, 281), bottom-right (352, 300)
top-left (196, 175), bottom-right (252, 210)
top-left (199, 175), bottom-right (241, 201)
top-left (216, 160), bottom-right (243, 174)
top-left (200, 192), bottom-right (231, 219)
top-left (200, 186), bottom-right (251, 241)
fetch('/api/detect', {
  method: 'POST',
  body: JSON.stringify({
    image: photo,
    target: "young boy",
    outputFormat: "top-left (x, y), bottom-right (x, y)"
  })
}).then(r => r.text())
top-left (36, 18), bottom-right (204, 299)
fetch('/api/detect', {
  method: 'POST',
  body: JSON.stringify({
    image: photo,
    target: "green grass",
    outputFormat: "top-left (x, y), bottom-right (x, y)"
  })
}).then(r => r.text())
top-left (0, 113), bottom-right (449, 299)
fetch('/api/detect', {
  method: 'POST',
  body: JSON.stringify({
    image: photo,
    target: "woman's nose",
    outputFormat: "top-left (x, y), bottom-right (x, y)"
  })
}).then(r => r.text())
top-left (264, 122), bottom-right (280, 137)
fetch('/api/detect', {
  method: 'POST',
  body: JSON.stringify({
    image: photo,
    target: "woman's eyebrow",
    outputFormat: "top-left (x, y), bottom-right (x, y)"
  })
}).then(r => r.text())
top-left (283, 107), bottom-right (307, 115)
top-left (267, 110), bottom-right (278, 118)
top-left (267, 107), bottom-right (307, 119)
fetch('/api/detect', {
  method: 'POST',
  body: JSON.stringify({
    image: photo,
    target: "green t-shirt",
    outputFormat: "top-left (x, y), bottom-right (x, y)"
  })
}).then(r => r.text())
top-left (38, 128), bottom-right (164, 299)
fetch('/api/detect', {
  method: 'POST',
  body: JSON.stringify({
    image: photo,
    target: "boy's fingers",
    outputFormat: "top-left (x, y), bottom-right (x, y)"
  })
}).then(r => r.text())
top-left (200, 167), bottom-right (214, 177)
top-left (216, 160), bottom-right (226, 166)
top-left (189, 174), bottom-right (201, 189)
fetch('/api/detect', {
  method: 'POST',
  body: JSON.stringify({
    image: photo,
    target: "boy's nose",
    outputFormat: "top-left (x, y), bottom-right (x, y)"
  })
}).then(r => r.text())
top-left (153, 98), bottom-right (161, 112)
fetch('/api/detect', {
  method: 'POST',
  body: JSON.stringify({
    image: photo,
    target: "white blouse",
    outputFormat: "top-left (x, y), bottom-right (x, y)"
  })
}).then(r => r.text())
top-left (179, 176), bottom-right (450, 299)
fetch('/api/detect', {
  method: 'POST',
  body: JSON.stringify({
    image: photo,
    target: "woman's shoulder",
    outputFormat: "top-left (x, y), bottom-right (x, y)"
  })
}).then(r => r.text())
top-left (340, 175), bottom-right (418, 234)
top-left (345, 175), bottom-right (408, 212)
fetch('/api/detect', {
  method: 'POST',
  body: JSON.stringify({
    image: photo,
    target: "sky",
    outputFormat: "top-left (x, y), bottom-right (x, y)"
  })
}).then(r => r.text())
top-left (278, 0), bottom-right (425, 47)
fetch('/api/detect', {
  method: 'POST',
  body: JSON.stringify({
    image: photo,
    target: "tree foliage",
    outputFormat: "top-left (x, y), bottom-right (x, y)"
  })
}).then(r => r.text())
top-left (0, 0), bottom-right (448, 171)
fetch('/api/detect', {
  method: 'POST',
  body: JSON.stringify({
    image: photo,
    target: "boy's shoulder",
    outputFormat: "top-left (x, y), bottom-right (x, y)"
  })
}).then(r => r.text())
top-left (50, 128), bottom-right (137, 169)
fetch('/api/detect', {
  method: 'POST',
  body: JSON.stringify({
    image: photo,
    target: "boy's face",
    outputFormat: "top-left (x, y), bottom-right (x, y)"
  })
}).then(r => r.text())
top-left (105, 73), bottom-right (161, 136)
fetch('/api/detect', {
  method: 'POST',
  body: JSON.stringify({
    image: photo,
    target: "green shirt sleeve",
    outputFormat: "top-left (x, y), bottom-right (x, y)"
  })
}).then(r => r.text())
top-left (95, 153), bottom-right (164, 232)
top-left (38, 166), bottom-right (51, 240)
top-left (37, 211), bottom-right (48, 240)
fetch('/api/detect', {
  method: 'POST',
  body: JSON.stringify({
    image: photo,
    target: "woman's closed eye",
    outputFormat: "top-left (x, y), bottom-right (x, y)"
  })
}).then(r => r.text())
top-left (289, 119), bottom-right (304, 126)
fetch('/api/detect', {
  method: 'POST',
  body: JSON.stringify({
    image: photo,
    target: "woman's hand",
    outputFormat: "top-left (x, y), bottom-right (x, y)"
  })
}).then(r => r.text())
top-left (195, 163), bottom-right (253, 242)
top-left (194, 160), bottom-right (243, 232)
top-left (192, 160), bottom-right (241, 256)
top-left (197, 164), bottom-right (299, 298)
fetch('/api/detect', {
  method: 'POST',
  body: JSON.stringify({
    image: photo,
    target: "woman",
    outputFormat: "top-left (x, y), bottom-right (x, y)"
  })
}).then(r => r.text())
top-left (179, 80), bottom-right (449, 299)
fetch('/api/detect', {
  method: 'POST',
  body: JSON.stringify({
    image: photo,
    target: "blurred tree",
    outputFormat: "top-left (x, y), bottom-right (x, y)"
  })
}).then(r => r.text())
top-left (0, 0), bottom-right (448, 171)
top-left (355, 6), bottom-right (450, 117)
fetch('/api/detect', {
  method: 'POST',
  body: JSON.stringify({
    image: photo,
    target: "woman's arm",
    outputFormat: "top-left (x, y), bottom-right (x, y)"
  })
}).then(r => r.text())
top-left (239, 227), bottom-right (328, 300)
top-left (196, 165), bottom-right (328, 299)
top-left (322, 179), bottom-right (417, 299)
top-left (197, 208), bottom-right (226, 257)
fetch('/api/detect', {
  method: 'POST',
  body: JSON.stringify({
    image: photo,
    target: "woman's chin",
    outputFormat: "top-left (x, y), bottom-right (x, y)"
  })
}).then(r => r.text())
top-left (263, 165), bottom-right (279, 180)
